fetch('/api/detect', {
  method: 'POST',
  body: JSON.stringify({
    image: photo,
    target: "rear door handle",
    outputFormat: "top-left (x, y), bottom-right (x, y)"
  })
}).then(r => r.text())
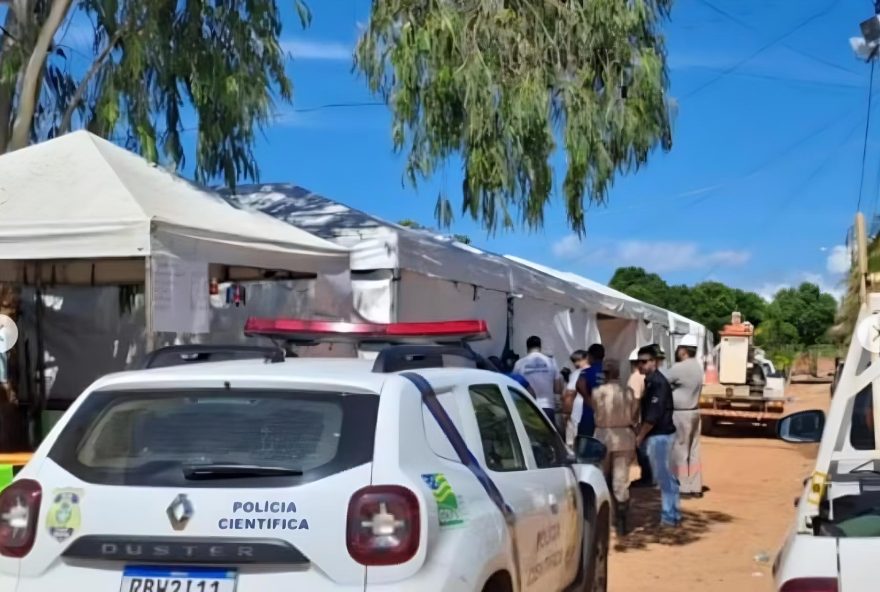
top-left (548, 494), bottom-right (559, 514)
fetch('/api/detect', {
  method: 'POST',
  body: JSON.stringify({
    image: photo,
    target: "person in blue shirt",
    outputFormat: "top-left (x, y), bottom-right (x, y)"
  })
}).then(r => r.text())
top-left (575, 343), bottom-right (605, 437)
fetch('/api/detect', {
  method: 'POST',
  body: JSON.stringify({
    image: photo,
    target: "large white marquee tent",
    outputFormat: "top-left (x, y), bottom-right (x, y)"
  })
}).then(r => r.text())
top-left (228, 184), bottom-right (709, 366)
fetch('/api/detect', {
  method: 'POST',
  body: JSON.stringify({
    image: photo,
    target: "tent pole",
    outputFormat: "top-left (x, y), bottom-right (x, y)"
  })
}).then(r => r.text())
top-left (33, 263), bottom-right (46, 444)
top-left (144, 256), bottom-right (155, 353)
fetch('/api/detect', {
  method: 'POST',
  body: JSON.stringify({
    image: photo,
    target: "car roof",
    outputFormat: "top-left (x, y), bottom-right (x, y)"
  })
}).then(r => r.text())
top-left (85, 356), bottom-right (512, 395)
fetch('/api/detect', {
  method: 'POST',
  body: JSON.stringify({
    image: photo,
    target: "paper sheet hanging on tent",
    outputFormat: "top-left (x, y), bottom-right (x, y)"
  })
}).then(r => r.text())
top-left (151, 256), bottom-right (209, 333)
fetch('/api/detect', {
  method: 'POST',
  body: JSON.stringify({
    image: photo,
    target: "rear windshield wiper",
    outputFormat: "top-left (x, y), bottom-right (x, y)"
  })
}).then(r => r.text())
top-left (183, 464), bottom-right (303, 480)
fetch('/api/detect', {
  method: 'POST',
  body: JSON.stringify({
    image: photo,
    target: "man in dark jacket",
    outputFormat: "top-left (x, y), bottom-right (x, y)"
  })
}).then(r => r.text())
top-left (635, 344), bottom-right (681, 527)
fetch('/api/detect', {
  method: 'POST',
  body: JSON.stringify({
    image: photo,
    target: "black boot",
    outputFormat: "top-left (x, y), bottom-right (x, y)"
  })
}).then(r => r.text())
top-left (616, 502), bottom-right (629, 537)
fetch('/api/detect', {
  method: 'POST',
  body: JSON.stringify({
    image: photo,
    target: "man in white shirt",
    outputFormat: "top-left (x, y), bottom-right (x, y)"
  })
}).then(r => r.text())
top-left (513, 336), bottom-right (564, 426)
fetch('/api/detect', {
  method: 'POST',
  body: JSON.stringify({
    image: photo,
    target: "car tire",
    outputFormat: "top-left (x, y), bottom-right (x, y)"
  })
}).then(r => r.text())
top-left (582, 505), bottom-right (609, 592)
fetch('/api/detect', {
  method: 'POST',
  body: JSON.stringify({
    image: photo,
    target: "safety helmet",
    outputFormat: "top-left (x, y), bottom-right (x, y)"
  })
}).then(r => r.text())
top-left (679, 334), bottom-right (699, 348)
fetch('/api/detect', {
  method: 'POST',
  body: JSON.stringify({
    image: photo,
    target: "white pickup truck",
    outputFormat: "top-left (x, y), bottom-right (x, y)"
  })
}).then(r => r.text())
top-left (773, 297), bottom-right (880, 592)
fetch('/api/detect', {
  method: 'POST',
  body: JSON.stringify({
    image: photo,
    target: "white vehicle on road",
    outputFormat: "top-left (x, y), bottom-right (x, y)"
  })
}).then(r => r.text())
top-left (0, 320), bottom-right (611, 592)
top-left (773, 294), bottom-right (880, 592)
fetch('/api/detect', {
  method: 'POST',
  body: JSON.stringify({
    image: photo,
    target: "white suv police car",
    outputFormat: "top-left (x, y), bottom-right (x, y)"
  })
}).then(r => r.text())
top-left (0, 320), bottom-right (611, 592)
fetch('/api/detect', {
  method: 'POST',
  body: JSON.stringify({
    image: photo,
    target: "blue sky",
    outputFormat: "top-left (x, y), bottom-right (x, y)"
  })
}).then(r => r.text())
top-left (60, 1), bottom-right (880, 298)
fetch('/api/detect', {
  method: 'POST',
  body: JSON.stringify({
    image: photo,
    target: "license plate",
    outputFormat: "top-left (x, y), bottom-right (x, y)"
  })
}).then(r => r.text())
top-left (120, 566), bottom-right (237, 592)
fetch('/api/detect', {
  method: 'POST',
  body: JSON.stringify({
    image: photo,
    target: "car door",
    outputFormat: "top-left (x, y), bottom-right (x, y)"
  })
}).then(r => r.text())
top-left (464, 383), bottom-right (546, 592)
top-left (507, 386), bottom-right (581, 592)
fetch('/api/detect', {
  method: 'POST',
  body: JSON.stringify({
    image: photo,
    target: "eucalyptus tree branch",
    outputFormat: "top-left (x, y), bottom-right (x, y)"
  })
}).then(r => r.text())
top-left (8, 0), bottom-right (72, 150)
top-left (60, 27), bottom-right (125, 134)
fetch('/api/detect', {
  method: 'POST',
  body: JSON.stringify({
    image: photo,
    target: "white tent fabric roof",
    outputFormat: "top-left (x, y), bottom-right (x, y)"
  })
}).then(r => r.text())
top-left (503, 255), bottom-right (669, 323)
top-left (0, 132), bottom-right (349, 274)
top-left (505, 255), bottom-right (708, 338)
top-left (227, 184), bottom-right (676, 319)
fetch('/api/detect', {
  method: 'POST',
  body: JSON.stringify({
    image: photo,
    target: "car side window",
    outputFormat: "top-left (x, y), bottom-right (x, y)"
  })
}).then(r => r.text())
top-left (851, 386), bottom-right (875, 450)
top-left (508, 387), bottom-right (568, 468)
top-left (469, 385), bottom-right (526, 472)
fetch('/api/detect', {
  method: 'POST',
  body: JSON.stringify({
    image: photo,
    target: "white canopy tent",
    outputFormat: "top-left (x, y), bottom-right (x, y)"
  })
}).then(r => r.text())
top-left (227, 184), bottom-right (696, 367)
top-left (0, 131), bottom-right (348, 273)
top-left (0, 133), bottom-right (351, 416)
top-left (503, 256), bottom-right (711, 366)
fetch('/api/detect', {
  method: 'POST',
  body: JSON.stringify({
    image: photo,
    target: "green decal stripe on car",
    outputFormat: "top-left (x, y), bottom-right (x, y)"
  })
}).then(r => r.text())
top-left (0, 464), bottom-right (13, 491)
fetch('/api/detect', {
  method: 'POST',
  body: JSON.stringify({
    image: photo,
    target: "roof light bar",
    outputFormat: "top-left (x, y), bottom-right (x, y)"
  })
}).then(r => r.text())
top-left (244, 318), bottom-right (490, 343)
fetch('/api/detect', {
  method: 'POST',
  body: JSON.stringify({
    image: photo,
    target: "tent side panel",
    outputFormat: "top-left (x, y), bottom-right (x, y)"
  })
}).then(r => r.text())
top-left (396, 270), bottom-right (508, 357)
top-left (510, 298), bottom-right (591, 365)
top-left (17, 280), bottom-right (323, 404)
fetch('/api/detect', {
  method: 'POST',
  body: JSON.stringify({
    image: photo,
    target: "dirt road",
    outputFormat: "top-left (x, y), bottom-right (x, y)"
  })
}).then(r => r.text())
top-left (610, 382), bottom-right (828, 591)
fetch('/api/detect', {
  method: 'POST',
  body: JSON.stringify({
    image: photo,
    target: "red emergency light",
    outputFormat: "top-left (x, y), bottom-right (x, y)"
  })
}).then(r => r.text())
top-left (244, 318), bottom-right (490, 344)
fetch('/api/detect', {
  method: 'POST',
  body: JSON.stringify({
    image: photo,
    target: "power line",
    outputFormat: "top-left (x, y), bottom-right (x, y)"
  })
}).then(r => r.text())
top-left (858, 60), bottom-right (876, 212)
top-left (292, 101), bottom-right (383, 114)
top-left (682, 0), bottom-right (842, 100)
top-left (682, 105), bottom-right (862, 209)
top-left (696, 0), bottom-right (860, 77)
top-left (698, 116), bottom-right (864, 282)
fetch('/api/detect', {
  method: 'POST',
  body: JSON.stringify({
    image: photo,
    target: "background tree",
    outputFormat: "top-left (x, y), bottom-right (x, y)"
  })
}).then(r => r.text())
top-left (356, 0), bottom-right (673, 233)
top-left (609, 267), bottom-right (770, 339)
top-left (609, 267), bottom-right (672, 308)
top-left (762, 283), bottom-right (837, 347)
top-left (608, 267), bottom-right (838, 349)
top-left (0, 0), bottom-right (308, 182)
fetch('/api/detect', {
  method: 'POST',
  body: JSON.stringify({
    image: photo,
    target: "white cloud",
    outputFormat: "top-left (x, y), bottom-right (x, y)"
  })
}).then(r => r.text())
top-left (593, 240), bottom-right (751, 273)
top-left (826, 244), bottom-right (851, 275)
top-left (552, 235), bottom-right (583, 260)
top-left (757, 282), bottom-right (789, 302)
top-left (756, 272), bottom-right (845, 303)
top-left (281, 39), bottom-right (351, 61)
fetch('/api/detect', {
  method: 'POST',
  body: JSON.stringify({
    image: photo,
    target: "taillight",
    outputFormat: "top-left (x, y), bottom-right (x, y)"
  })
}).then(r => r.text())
top-left (780, 578), bottom-right (838, 592)
top-left (0, 479), bottom-right (42, 558)
top-left (347, 485), bottom-right (420, 566)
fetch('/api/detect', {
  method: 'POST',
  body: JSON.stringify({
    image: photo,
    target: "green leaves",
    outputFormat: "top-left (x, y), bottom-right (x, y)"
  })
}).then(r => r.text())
top-left (356, 0), bottom-right (673, 233)
top-left (610, 266), bottom-right (838, 348)
top-left (2, 0), bottom-right (306, 188)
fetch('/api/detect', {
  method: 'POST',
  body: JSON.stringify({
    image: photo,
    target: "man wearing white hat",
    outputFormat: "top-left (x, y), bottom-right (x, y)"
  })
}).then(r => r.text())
top-left (666, 335), bottom-right (705, 497)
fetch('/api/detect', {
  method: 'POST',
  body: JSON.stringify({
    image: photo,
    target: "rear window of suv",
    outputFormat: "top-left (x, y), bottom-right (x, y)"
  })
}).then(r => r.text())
top-left (48, 389), bottom-right (379, 488)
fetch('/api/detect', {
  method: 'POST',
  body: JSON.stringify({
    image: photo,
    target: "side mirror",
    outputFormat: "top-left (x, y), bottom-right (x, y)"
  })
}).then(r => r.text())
top-left (777, 410), bottom-right (825, 443)
top-left (574, 436), bottom-right (607, 465)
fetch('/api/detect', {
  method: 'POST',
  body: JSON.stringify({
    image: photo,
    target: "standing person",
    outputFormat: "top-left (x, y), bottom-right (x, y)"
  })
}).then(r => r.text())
top-left (490, 355), bottom-right (537, 399)
top-left (635, 345), bottom-right (681, 528)
top-left (574, 343), bottom-right (605, 438)
top-left (627, 347), bottom-right (654, 488)
top-left (667, 335), bottom-right (705, 498)
top-left (592, 360), bottom-right (638, 536)
top-left (513, 336), bottom-right (563, 425)
top-left (562, 350), bottom-right (589, 446)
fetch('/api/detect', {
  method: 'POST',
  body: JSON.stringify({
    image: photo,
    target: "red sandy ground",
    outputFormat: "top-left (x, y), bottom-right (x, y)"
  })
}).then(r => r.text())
top-left (610, 382), bottom-right (828, 592)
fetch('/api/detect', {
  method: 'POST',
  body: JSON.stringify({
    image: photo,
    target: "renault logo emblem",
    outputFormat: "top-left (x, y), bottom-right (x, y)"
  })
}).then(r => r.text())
top-left (167, 494), bottom-right (193, 531)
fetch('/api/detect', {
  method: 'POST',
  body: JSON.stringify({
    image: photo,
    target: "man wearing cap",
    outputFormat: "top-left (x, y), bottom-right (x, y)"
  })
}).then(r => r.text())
top-left (636, 344), bottom-right (681, 527)
top-left (667, 336), bottom-right (705, 498)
